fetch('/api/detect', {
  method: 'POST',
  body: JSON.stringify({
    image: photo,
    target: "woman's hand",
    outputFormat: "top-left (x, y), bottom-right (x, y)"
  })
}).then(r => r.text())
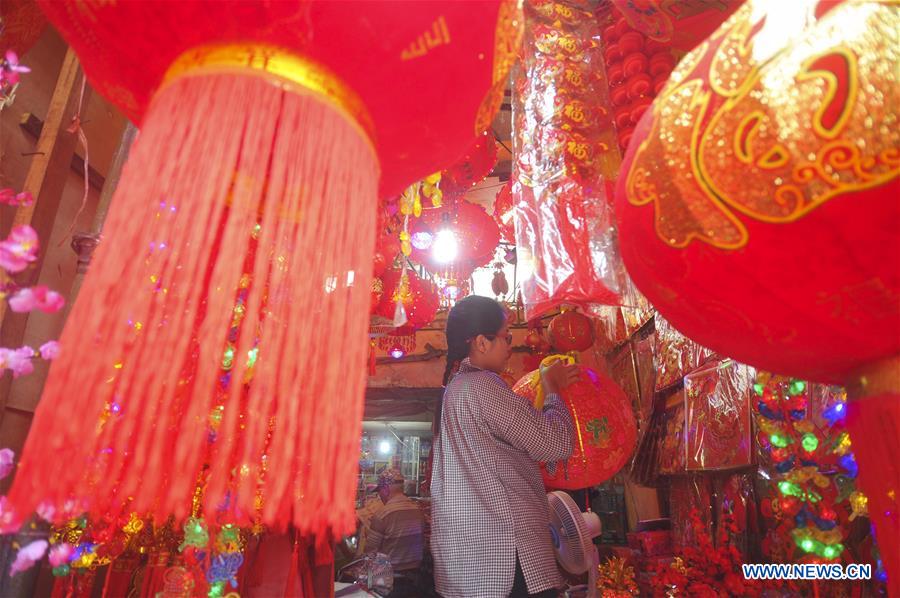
top-left (541, 361), bottom-right (580, 396)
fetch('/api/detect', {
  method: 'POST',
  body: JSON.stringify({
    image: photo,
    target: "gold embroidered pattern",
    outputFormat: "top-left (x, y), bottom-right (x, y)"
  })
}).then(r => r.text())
top-left (625, 0), bottom-right (900, 250)
top-left (400, 16), bottom-right (452, 61)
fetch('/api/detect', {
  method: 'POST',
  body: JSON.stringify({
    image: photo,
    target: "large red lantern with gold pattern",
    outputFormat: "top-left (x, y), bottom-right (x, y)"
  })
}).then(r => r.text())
top-left (615, 0), bottom-right (899, 588)
top-left (9, 1), bottom-right (520, 536)
top-left (514, 363), bottom-right (637, 490)
top-left (440, 130), bottom-right (499, 198)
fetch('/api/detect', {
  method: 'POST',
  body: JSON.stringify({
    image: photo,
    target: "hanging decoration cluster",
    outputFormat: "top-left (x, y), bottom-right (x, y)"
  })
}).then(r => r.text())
top-left (753, 374), bottom-right (873, 566)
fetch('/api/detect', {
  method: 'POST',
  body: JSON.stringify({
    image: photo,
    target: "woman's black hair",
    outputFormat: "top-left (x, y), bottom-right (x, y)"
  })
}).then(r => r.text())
top-left (442, 295), bottom-right (506, 386)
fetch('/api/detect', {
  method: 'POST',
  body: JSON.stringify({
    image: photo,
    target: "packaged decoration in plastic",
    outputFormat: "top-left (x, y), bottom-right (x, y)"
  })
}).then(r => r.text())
top-left (657, 390), bottom-right (686, 475)
top-left (668, 475), bottom-right (713, 549)
top-left (633, 330), bottom-right (657, 431)
top-left (684, 360), bottom-right (755, 472)
top-left (512, 0), bottom-right (627, 319)
top-left (653, 315), bottom-right (715, 392)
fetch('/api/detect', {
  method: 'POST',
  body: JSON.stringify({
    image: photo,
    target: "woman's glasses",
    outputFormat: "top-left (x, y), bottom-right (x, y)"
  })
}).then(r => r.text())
top-left (484, 333), bottom-right (513, 345)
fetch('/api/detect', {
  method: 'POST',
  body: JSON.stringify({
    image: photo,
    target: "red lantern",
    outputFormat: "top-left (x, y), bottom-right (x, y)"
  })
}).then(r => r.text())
top-left (514, 364), bottom-right (637, 489)
top-left (0, 0), bottom-right (47, 56)
top-left (410, 199), bottom-right (501, 276)
top-left (12, 1), bottom-right (520, 536)
top-left (373, 232), bottom-right (400, 278)
top-left (609, 0), bottom-right (740, 53)
top-left (615, 0), bottom-right (899, 588)
top-left (440, 131), bottom-right (499, 198)
top-left (374, 267), bottom-right (440, 332)
top-left (548, 309), bottom-right (595, 353)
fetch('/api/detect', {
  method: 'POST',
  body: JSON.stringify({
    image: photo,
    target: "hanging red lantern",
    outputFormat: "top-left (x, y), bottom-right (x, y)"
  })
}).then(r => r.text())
top-left (615, 0), bottom-right (899, 588)
top-left (410, 199), bottom-right (501, 276)
top-left (374, 267), bottom-right (440, 331)
top-left (11, 1), bottom-right (520, 536)
top-left (548, 308), bottom-right (595, 353)
top-left (608, 0), bottom-right (740, 53)
top-left (514, 361), bottom-right (637, 489)
top-left (373, 232), bottom-right (401, 278)
top-left (491, 268), bottom-right (510, 298)
top-left (439, 130), bottom-right (499, 198)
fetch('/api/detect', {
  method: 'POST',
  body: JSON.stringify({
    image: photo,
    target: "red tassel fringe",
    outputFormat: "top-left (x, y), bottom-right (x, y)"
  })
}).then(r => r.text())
top-left (9, 73), bottom-right (378, 536)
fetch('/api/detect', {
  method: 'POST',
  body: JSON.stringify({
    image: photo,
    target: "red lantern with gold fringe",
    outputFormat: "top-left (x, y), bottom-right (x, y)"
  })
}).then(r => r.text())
top-left (514, 363), bottom-right (637, 489)
top-left (615, 0), bottom-right (899, 588)
top-left (10, 0), bottom-right (520, 536)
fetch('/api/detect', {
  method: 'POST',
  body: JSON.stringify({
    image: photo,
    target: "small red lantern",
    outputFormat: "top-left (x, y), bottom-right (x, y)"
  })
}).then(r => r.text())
top-left (374, 267), bottom-right (440, 331)
top-left (514, 362), bottom-right (637, 489)
top-left (615, 1), bottom-right (900, 588)
top-left (373, 232), bottom-right (400, 278)
top-left (609, 0), bottom-right (740, 54)
top-left (548, 309), bottom-right (595, 353)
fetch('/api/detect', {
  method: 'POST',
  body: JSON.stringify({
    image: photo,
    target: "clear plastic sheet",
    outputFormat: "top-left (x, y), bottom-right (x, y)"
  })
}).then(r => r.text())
top-left (684, 360), bottom-right (755, 472)
top-left (512, 0), bottom-right (626, 320)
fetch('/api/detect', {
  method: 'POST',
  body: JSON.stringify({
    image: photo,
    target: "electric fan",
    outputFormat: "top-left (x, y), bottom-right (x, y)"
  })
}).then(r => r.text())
top-left (548, 491), bottom-right (602, 598)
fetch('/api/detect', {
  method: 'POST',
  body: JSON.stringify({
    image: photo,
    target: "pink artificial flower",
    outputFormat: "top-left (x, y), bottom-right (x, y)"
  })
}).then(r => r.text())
top-left (36, 501), bottom-right (56, 523)
top-left (39, 341), bottom-right (60, 361)
top-left (0, 496), bottom-right (20, 534)
top-left (0, 448), bottom-right (14, 480)
top-left (1, 51), bottom-right (31, 87)
top-left (0, 189), bottom-right (32, 207)
top-left (0, 347), bottom-right (35, 378)
top-left (9, 540), bottom-right (47, 575)
top-left (0, 225), bottom-right (39, 273)
top-left (9, 286), bottom-right (65, 313)
top-left (48, 543), bottom-right (73, 568)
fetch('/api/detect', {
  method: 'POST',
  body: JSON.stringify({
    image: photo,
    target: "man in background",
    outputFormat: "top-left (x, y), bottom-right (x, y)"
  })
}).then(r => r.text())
top-left (367, 469), bottom-right (425, 597)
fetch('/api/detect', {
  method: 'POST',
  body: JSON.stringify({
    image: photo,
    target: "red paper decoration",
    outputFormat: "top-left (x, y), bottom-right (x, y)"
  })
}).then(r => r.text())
top-left (374, 267), bottom-right (440, 331)
top-left (514, 365), bottom-right (637, 489)
top-left (547, 309), bottom-right (594, 353)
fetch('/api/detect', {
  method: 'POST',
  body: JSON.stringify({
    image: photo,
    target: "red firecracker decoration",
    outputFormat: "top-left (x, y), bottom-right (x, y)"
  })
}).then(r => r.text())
top-left (11, 1), bottom-right (520, 536)
top-left (547, 308), bottom-right (595, 353)
top-left (514, 363), bottom-right (637, 489)
top-left (615, 1), bottom-right (900, 589)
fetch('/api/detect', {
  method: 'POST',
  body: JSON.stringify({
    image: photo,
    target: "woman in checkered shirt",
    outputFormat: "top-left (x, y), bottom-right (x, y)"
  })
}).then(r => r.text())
top-left (431, 296), bottom-right (578, 598)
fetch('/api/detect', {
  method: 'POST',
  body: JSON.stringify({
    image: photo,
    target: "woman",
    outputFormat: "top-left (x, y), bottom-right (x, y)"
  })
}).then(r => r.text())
top-left (431, 296), bottom-right (578, 598)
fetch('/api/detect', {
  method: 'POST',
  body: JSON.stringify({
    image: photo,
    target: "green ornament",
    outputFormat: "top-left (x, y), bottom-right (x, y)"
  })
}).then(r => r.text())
top-left (52, 565), bottom-right (71, 577)
top-left (247, 347), bottom-right (259, 368)
top-left (789, 380), bottom-right (807, 396)
top-left (222, 345), bottom-right (235, 370)
top-left (770, 433), bottom-right (790, 448)
top-left (753, 382), bottom-right (765, 396)
top-left (801, 433), bottom-right (819, 452)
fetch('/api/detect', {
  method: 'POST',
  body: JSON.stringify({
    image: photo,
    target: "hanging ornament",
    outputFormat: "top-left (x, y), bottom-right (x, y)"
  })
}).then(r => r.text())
top-left (548, 308), bottom-right (594, 353)
top-left (374, 266), bottom-right (440, 332)
top-left (439, 131), bottom-right (499, 197)
top-left (410, 199), bottom-right (501, 275)
top-left (491, 265), bottom-right (509, 298)
top-left (493, 181), bottom-right (515, 243)
top-left (11, 0), bottom-right (521, 537)
top-left (377, 327), bottom-right (417, 360)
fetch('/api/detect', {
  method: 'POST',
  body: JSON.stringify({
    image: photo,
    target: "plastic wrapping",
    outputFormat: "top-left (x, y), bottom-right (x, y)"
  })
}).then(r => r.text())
top-left (668, 475), bottom-right (713, 549)
top-left (653, 315), bottom-right (715, 392)
top-left (512, 0), bottom-right (626, 320)
top-left (684, 360), bottom-right (755, 472)
top-left (657, 390), bottom-right (686, 475)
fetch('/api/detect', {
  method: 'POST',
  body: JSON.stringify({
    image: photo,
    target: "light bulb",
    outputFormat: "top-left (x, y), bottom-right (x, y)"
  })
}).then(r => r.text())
top-left (432, 229), bottom-right (459, 264)
top-left (389, 347), bottom-right (405, 359)
top-left (378, 440), bottom-right (392, 455)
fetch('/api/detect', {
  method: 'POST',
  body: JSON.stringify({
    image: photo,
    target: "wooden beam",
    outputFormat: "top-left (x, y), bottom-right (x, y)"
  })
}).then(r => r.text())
top-left (0, 48), bottom-right (89, 410)
top-left (18, 111), bottom-right (105, 190)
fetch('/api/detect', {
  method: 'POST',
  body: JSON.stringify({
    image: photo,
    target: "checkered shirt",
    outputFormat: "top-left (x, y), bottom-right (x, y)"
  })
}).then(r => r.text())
top-left (431, 359), bottom-right (574, 598)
